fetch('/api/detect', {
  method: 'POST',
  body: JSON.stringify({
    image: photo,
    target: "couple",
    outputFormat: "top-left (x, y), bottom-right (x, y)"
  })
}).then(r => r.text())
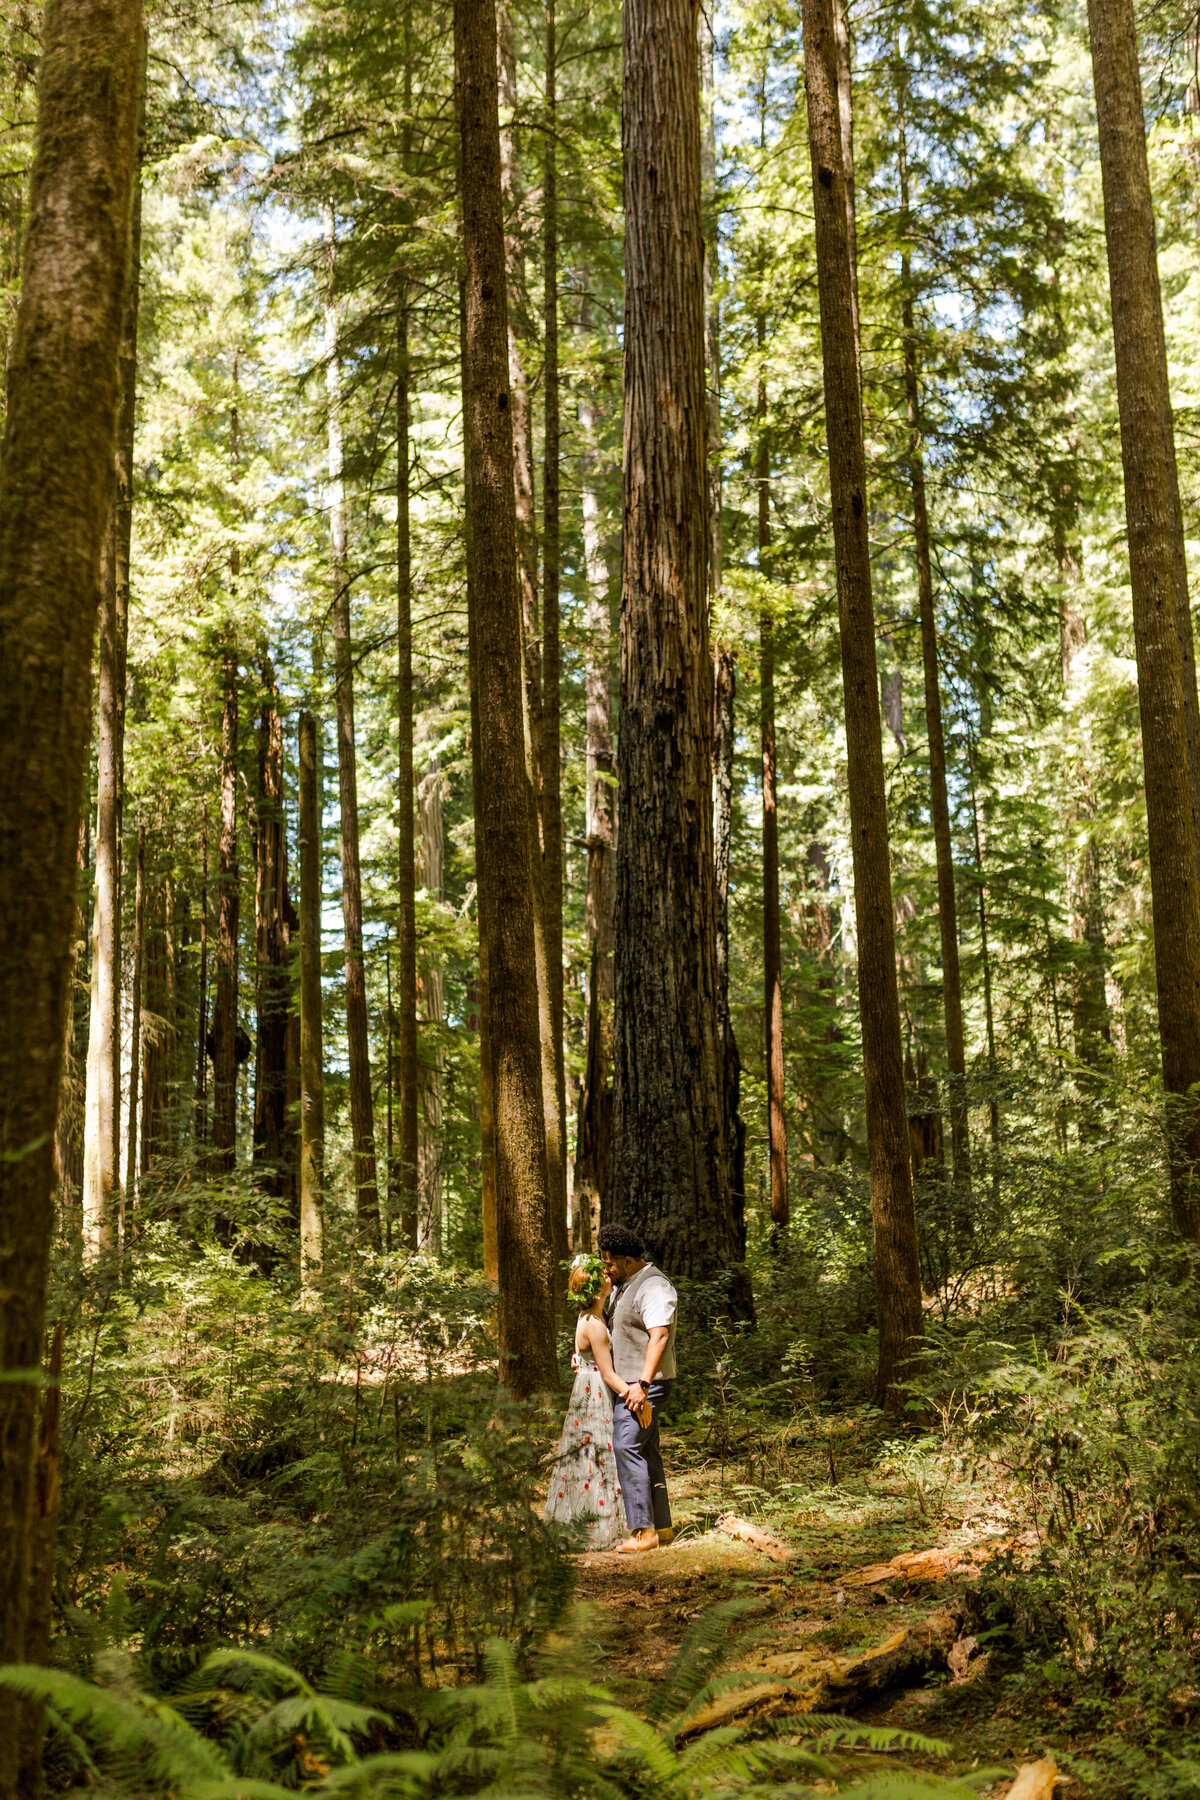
top-left (544, 1222), bottom-right (677, 1554)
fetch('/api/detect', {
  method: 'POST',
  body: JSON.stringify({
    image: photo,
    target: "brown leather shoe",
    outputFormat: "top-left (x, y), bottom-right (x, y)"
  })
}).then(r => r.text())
top-left (615, 1529), bottom-right (659, 1554)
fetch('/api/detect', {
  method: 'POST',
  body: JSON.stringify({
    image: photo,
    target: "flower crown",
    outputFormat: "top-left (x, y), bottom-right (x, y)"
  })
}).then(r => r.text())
top-left (567, 1252), bottom-right (604, 1311)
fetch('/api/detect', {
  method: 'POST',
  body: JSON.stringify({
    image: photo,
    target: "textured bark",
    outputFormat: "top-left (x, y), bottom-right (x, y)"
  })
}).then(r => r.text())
top-left (704, 6), bottom-right (746, 1237)
top-left (801, 0), bottom-right (923, 1401)
top-left (0, 0), bottom-right (142, 1774)
top-left (325, 218), bottom-right (381, 1248)
top-left (497, 2), bottom-right (543, 791)
top-left (254, 662), bottom-right (291, 1196)
top-left (613, 0), bottom-right (733, 1278)
top-left (758, 362), bottom-right (789, 1238)
top-left (298, 711), bottom-right (324, 1289)
top-left (396, 303), bottom-right (420, 1252)
top-left (210, 638), bottom-right (240, 1172)
top-left (125, 823), bottom-right (144, 1211)
top-left (457, 0), bottom-right (557, 1388)
top-left (573, 366), bottom-right (615, 1241)
top-left (1088, 0), bottom-right (1200, 1239)
top-left (542, 0), bottom-right (568, 1274)
top-left (897, 83), bottom-right (969, 1188)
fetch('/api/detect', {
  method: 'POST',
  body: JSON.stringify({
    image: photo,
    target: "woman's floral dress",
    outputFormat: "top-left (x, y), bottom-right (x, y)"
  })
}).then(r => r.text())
top-left (543, 1342), bottom-right (624, 1549)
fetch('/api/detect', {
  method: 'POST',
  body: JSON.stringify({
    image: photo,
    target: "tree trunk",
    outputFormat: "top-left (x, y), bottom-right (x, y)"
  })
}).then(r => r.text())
top-left (254, 660), bottom-right (291, 1197)
top-left (613, 0), bottom-right (734, 1280)
top-left (457, 0), bottom-right (558, 1390)
top-left (298, 711), bottom-right (324, 1290)
top-left (573, 368), bottom-right (615, 1243)
top-left (325, 212), bottom-right (381, 1248)
top-left (703, 3), bottom-right (746, 1242)
top-left (0, 0), bottom-right (142, 1774)
top-left (542, 0), bottom-right (568, 1272)
top-left (396, 300), bottom-right (420, 1252)
top-left (800, 0), bottom-right (923, 1402)
top-left (1058, 518), bottom-right (1110, 1062)
top-left (82, 523), bottom-right (121, 1261)
top-left (125, 823), bottom-right (144, 1215)
top-left (417, 735), bottom-right (445, 1255)
top-left (496, 1), bottom-right (543, 795)
top-left (1087, 0), bottom-right (1200, 1239)
top-left (897, 85), bottom-right (970, 1190)
top-left (194, 799), bottom-right (208, 1150)
top-left (211, 637), bottom-right (240, 1172)
top-left (15, 1320), bottom-right (63, 1789)
top-left (758, 361), bottom-right (789, 1239)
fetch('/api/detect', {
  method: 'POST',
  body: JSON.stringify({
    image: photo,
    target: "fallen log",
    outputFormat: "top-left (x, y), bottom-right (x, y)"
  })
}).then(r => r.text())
top-left (680, 1605), bottom-right (963, 1735)
top-left (1006, 1759), bottom-right (1061, 1800)
top-left (715, 1513), bottom-right (793, 1563)
top-left (840, 1538), bottom-right (1023, 1589)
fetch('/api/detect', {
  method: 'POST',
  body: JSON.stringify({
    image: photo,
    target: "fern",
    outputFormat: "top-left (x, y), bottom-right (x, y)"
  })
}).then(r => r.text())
top-left (644, 1597), bottom-right (761, 1728)
top-left (0, 1664), bottom-right (229, 1787)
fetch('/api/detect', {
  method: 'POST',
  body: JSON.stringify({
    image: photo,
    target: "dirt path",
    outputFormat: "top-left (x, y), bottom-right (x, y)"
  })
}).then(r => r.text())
top-left (569, 1445), bottom-right (1086, 1797)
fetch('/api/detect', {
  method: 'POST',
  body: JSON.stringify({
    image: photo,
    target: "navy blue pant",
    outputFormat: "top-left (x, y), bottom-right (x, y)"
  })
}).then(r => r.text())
top-left (610, 1378), bottom-right (673, 1532)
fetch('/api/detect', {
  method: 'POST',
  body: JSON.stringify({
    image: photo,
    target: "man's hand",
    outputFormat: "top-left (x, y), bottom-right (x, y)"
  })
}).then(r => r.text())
top-left (625, 1380), bottom-right (648, 1413)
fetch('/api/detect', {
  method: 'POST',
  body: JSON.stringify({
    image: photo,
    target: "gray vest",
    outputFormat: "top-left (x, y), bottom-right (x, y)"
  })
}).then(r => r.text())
top-left (609, 1262), bottom-right (678, 1383)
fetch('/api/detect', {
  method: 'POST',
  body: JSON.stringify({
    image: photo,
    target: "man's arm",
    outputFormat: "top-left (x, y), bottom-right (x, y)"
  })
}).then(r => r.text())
top-left (625, 1326), bottom-right (670, 1409)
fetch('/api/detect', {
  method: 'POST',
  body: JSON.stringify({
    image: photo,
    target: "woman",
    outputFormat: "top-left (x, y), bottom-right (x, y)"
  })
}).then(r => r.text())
top-left (543, 1253), bottom-right (634, 1551)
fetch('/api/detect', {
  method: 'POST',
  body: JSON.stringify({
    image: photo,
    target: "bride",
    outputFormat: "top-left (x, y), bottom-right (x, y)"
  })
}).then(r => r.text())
top-left (543, 1253), bottom-right (634, 1551)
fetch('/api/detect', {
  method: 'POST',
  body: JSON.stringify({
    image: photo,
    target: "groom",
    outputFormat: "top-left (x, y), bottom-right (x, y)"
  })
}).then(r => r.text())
top-left (598, 1222), bottom-right (677, 1554)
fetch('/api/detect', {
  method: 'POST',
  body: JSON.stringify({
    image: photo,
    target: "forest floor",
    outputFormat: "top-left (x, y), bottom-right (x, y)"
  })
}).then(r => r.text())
top-left (569, 1419), bottom-right (1087, 1797)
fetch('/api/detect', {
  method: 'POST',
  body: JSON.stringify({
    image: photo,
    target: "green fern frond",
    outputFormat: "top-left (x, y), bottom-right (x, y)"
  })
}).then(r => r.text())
top-left (242, 1692), bottom-right (387, 1763)
top-left (667, 1666), bottom-right (799, 1737)
top-left (179, 1781), bottom-right (298, 1800)
top-left (0, 1664), bottom-right (230, 1784)
top-left (323, 1648), bottom-right (377, 1705)
top-left (482, 1635), bottom-right (527, 1742)
top-left (807, 1721), bottom-right (951, 1758)
top-left (834, 1774), bottom-right (1002, 1799)
top-left (590, 1701), bottom-right (685, 1792)
top-left (646, 1599), bottom-right (760, 1728)
top-left (199, 1648), bottom-right (316, 1699)
top-left (315, 1749), bottom-right (439, 1792)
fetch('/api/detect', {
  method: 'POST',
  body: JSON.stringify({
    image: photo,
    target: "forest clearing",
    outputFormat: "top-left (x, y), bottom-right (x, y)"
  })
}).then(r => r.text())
top-left (2, 0), bottom-right (1200, 1791)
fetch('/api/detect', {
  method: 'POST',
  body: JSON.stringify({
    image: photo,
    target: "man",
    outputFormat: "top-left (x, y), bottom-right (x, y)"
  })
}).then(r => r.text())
top-left (597, 1221), bottom-right (677, 1553)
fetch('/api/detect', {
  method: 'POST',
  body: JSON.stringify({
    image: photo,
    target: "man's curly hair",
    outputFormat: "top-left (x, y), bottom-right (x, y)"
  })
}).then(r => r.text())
top-left (596, 1222), bottom-right (644, 1258)
top-left (567, 1252), bottom-right (605, 1311)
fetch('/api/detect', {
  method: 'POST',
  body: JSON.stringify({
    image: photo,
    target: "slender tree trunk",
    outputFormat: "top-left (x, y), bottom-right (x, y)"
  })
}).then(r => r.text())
top-left (417, 735), bottom-right (445, 1254)
top-left (703, 3), bottom-right (746, 1242)
top-left (897, 88), bottom-right (970, 1189)
top-left (1087, 0), bottom-right (1200, 1238)
top-left (396, 300), bottom-right (420, 1252)
top-left (194, 800), bottom-right (208, 1150)
top-left (758, 358), bottom-right (789, 1238)
top-left (614, 0), bottom-right (734, 1279)
top-left (542, 0), bottom-right (568, 1271)
top-left (253, 661), bottom-right (290, 1196)
top-left (496, 1), bottom-right (543, 794)
top-left (325, 212), bottom-right (381, 1247)
top-left (14, 1320), bottom-right (63, 1789)
top-left (125, 823), bottom-right (144, 1215)
top-left (1058, 514), bottom-right (1110, 1061)
top-left (573, 370), bottom-right (616, 1242)
top-left (0, 0), bottom-right (142, 1773)
top-left (82, 540), bottom-right (121, 1260)
top-left (211, 638), bottom-right (240, 1172)
top-left (801, 0), bottom-right (923, 1402)
top-left (298, 712), bottom-right (324, 1290)
top-left (457, 0), bottom-right (557, 1389)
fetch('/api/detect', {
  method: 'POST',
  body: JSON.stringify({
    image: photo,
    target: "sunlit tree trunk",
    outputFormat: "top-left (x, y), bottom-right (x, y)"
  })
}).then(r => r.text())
top-left (324, 211), bottom-right (381, 1248)
top-left (613, 0), bottom-right (734, 1278)
top-left (125, 823), bottom-right (144, 1217)
top-left (417, 733), bottom-right (445, 1255)
top-left (254, 661), bottom-right (291, 1197)
top-left (298, 711), bottom-right (324, 1290)
top-left (396, 299), bottom-right (420, 1252)
top-left (573, 362), bottom-right (615, 1244)
top-left (801, 0), bottom-right (923, 1403)
top-left (210, 634), bottom-right (240, 1173)
top-left (757, 352), bottom-right (789, 1239)
top-left (82, 533), bottom-right (121, 1260)
top-left (457, 0), bottom-right (557, 1391)
top-left (1087, 0), bottom-right (1200, 1239)
top-left (1058, 509), bottom-right (1110, 1062)
top-left (0, 0), bottom-right (142, 1773)
top-left (542, 0), bottom-right (568, 1272)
